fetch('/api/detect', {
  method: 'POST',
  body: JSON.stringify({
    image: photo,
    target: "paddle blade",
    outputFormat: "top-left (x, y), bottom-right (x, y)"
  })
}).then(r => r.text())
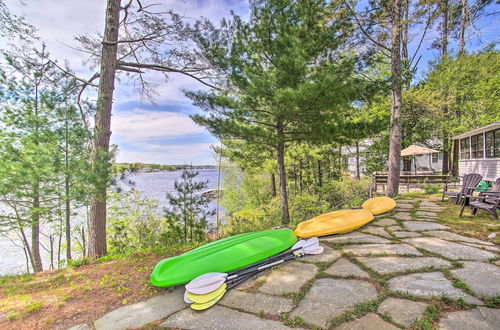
top-left (306, 245), bottom-right (324, 255)
top-left (190, 289), bottom-right (226, 310)
top-left (186, 283), bottom-right (227, 304)
top-left (183, 291), bottom-right (193, 304)
top-left (185, 272), bottom-right (228, 295)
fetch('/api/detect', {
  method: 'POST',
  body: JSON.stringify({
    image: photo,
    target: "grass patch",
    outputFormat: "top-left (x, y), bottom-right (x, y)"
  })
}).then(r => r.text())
top-left (482, 295), bottom-right (500, 308)
top-left (0, 244), bottom-right (195, 329)
top-left (329, 298), bottom-right (382, 328)
top-left (431, 201), bottom-right (500, 243)
top-left (25, 301), bottom-right (43, 313)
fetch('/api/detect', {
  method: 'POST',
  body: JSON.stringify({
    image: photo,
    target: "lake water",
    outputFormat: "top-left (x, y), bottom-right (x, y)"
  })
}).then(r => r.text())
top-left (0, 169), bottom-right (220, 276)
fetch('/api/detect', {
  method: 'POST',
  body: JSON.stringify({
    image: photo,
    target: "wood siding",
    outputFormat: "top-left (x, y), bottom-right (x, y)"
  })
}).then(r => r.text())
top-left (458, 159), bottom-right (500, 181)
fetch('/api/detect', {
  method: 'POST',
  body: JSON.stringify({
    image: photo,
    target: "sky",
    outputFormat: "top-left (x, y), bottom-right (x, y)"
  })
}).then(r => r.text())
top-left (2, 0), bottom-right (498, 165)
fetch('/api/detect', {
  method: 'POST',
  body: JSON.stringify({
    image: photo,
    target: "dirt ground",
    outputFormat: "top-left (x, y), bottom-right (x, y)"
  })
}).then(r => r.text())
top-left (0, 246), bottom-right (192, 330)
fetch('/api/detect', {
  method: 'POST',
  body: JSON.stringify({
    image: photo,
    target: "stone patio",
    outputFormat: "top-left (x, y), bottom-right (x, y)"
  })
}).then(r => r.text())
top-left (76, 198), bottom-right (498, 330)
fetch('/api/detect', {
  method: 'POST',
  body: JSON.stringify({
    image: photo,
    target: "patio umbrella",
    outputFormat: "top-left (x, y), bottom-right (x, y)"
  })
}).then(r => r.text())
top-left (401, 145), bottom-right (439, 174)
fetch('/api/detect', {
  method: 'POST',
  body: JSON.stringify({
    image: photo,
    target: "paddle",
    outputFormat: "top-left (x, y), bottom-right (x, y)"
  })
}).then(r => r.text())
top-left (187, 245), bottom-right (324, 309)
top-left (185, 237), bottom-right (322, 295)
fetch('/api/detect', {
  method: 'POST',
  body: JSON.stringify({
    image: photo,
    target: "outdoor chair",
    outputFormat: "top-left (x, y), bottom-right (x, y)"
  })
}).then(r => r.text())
top-left (442, 173), bottom-right (482, 205)
top-left (460, 178), bottom-right (500, 219)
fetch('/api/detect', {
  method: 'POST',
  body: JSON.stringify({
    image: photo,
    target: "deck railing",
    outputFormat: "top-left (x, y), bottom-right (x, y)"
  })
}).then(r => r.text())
top-left (372, 173), bottom-right (457, 193)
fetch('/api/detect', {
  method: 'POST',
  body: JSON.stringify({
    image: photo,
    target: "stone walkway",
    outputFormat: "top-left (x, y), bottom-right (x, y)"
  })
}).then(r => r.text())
top-left (70, 197), bottom-right (500, 330)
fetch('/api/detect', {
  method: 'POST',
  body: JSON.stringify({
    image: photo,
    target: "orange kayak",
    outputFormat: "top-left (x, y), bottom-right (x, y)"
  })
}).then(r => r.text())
top-left (294, 209), bottom-right (374, 238)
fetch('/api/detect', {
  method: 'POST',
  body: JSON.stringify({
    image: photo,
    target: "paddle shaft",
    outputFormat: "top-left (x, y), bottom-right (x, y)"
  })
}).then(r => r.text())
top-left (227, 242), bottom-right (312, 277)
top-left (227, 252), bottom-right (302, 282)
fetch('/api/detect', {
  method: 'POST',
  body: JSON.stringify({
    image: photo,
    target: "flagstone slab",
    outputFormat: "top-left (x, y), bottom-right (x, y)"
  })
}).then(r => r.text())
top-left (415, 211), bottom-right (438, 218)
top-left (463, 243), bottom-right (500, 252)
top-left (342, 244), bottom-right (422, 256)
top-left (333, 313), bottom-right (399, 330)
top-left (377, 297), bottom-right (428, 328)
top-left (220, 290), bottom-right (293, 315)
top-left (393, 231), bottom-right (422, 238)
top-left (357, 257), bottom-right (452, 275)
top-left (425, 230), bottom-right (494, 245)
top-left (403, 221), bottom-right (449, 231)
top-left (160, 305), bottom-right (291, 330)
top-left (94, 288), bottom-right (185, 330)
top-left (361, 226), bottom-right (393, 238)
top-left (393, 212), bottom-right (412, 221)
top-left (404, 237), bottom-right (497, 261)
top-left (396, 203), bottom-right (413, 210)
top-left (373, 218), bottom-right (398, 227)
top-left (235, 272), bottom-right (267, 291)
top-left (321, 232), bottom-right (390, 244)
top-left (259, 261), bottom-right (318, 295)
top-left (438, 307), bottom-right (500, 330)
top-left (420, 201), bottom-right (440, 207)
top-left (387, 225), bottom-right (403, 231)
top-left (289, 278), bottom-right (378, 328)
top-left (324, 258), bottom-right (370, 278)
top-left (419, 206), bottom-right (445, 212)
top-left (387, 272), bottom-right (484, 305)
top-left (302, 244), bottom-right (341, 263)
top-left (450, 261), bottom-right (500, 297)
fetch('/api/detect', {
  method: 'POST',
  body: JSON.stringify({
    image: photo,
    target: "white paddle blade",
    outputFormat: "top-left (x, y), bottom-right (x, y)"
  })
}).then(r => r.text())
top-left (306, 245), bottom-right (324, 255)
top-left (185, 272), bottom-right (228, 295)
top-left (303, 237), bottom-right (319, 248)
top-left (291, 239), bottom-right (306, 250)
top-left (184, 291), bottom-right (194, 304)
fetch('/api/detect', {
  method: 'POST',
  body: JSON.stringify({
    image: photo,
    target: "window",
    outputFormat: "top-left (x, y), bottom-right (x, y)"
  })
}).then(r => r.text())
top-left (460, 138), bottom-right (470, 159)
top-left (470, 133), bottom-right (484, 158)
top-left (432, 153), bottom-right (439, 163)
top-left (485, 129), bottom-right (500, 158)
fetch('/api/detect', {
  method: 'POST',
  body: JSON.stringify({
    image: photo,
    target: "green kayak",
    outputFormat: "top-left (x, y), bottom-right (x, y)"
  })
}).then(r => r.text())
top-left (150, 229), bottom-right (297, 287)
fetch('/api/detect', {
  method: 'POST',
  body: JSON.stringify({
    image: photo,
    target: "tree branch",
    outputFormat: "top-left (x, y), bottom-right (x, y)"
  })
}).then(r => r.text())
top-left (343, 0), bottom-right (391, 53)
top-left (117, 61), bottom-right (221, 90)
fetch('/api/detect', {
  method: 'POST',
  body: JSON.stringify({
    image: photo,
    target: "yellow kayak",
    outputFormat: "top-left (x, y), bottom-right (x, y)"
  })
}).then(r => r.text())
top-left (361, 197), bottom-right (396, 215)
top-left (294, 209), bottom-right (374, 238)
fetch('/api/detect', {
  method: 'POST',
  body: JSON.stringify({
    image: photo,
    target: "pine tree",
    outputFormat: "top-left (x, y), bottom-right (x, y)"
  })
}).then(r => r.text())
top-left (163, 169), bottom-right (214, 243)
top-left (188, 0), bottom-right (375, 224)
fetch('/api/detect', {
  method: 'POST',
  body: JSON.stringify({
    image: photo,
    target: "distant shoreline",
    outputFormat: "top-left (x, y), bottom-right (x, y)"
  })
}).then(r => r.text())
top-left (114, 163), bottom-right (216, 174)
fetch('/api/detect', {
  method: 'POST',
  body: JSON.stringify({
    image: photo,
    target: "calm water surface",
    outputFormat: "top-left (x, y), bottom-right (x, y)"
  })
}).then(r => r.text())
top-left (0, 169), bottom-right (220, 276)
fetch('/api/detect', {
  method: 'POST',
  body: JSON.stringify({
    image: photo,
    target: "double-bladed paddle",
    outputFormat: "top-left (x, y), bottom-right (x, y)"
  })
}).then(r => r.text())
top-left (185, 237), bottom-right (320, 295)
top-left (185, 244), bottom-right (323, 309)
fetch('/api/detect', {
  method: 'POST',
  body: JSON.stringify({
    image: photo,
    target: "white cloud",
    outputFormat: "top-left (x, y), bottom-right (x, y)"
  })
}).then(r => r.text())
top-left (111, 108), bottom-right (206, 142)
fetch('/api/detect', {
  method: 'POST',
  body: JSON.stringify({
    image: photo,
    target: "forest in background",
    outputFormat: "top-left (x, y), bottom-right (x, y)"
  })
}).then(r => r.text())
top-left (0, 0), bottom-right (498, 274)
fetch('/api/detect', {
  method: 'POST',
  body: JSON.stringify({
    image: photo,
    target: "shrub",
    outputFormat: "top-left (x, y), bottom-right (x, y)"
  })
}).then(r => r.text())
top-left (318, 174), bottom-right (372, 208)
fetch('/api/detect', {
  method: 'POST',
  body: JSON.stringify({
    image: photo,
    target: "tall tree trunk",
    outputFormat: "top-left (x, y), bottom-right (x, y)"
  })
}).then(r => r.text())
top-left (441, 0), bottom-right (450, 174)
top-left (19, 226), bottom-right (34, 272)
top-left (88, 0), bottom-right (120, 258)
top-left (65, 177), bottom-right (71, 261)
top-left (386, 0), bottom-right (403, 196)
top-left (355, 141), bottom-right (361, 179)
top-left (31, 184), bottom-right (43, 272)
top-left (65, 107), bottom-right (72, 261)
top-left (401, 0), bottom-right (409, 61)
top-left (451, 139), bottom-right (459, 176)
top-left (276, 121), bottom-right (290, 224)
top-left (458, 0), bottom-right (467, 54)
top-left (441, 0), bottom-right (449, 57)
top-left (270, 173), bottom-right (277, 197)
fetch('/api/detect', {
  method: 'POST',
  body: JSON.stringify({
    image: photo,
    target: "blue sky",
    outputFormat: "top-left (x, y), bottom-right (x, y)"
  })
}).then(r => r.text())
top-left (3, 0), bottom-right (498, 164)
